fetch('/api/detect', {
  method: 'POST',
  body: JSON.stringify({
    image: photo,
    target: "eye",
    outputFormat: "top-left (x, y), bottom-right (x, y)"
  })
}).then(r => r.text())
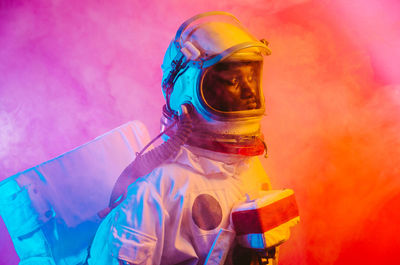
top-left (229, 77), bottom-right (239, 86)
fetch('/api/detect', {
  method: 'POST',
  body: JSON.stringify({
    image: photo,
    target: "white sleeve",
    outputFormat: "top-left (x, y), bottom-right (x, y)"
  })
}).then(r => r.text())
top-left (108, 179), bottom-right (167, 265)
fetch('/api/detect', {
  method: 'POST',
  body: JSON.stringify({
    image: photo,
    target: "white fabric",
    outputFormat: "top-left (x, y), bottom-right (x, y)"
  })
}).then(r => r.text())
top-left (204, 229), bottom-right (236, 265)
top-left (0, 121), bottom-right (151, 265)
top-left (88, 146), bottom-right (270, 265)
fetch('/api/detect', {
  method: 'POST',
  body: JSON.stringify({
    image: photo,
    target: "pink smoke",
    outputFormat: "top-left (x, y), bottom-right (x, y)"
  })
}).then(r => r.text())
top-left (1, 0), bottom-right (399, 264)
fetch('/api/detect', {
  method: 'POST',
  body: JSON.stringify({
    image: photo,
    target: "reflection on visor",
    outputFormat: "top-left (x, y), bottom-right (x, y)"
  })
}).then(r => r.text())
top-left (202, 61), bottom-right (262, 112)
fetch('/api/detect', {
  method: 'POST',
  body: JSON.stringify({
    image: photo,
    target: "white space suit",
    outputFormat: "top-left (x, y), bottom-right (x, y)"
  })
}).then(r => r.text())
top-left (88, 146), bottom-right (270, 264)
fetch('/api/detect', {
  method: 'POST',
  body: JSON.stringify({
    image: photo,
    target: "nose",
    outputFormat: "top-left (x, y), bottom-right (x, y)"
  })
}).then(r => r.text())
top-left (240, 79), bottom-right (256, 99)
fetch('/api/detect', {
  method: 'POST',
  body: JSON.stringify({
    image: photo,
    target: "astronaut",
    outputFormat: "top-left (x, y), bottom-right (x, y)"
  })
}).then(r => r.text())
top-left (88, 12), bottom-right (290, 265)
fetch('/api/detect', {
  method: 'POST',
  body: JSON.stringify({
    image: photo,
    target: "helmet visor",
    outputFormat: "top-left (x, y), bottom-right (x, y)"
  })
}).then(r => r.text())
top-left (201, 60), bottom-right (263, 113)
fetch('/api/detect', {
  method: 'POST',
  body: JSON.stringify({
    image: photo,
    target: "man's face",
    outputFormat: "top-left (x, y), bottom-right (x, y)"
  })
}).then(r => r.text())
top-left (202, 61), bottom-right (262, 112)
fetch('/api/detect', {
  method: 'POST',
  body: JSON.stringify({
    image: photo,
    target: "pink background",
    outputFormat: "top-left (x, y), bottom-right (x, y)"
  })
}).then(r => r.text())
top-left (1, 0), bottom-right (400, 264)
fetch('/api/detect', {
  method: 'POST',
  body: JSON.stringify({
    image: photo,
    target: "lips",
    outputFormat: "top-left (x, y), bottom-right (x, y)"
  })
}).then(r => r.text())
top-left (237, 98), bottom-right (257, 110)
top-left (245, 98), bottom-right (257, 109)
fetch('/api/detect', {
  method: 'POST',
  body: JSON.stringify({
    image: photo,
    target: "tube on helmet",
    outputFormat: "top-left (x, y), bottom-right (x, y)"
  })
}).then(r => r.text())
top-left (98, 105), bottom-right (193, 218)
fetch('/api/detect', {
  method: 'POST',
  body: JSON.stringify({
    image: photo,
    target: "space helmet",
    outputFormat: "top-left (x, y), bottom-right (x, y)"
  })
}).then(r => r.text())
top-left (161, 11), bottom-right (271, 156)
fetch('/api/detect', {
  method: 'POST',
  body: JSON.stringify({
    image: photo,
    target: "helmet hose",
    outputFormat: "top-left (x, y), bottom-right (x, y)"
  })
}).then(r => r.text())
top-left (98, 104), bottom-right (193, 218)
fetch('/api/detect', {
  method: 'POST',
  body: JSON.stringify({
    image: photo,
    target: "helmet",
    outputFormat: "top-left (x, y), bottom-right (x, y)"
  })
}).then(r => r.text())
top-left (161, 12), bottom-right (271, 156)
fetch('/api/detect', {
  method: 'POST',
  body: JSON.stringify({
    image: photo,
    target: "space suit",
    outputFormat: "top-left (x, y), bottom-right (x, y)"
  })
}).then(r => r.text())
top-left (88, 146), bottom-right (271, 265)
top-left (88, 12), bottom-right (297, 265)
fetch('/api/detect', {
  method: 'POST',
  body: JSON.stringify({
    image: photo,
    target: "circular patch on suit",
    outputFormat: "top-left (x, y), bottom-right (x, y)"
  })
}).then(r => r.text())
top-left (192, 194), bottom-right (222, 230)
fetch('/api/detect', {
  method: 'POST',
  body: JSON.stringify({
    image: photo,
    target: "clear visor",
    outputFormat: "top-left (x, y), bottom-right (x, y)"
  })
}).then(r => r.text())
top-left (201, 60), bottom-right (263, 113)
